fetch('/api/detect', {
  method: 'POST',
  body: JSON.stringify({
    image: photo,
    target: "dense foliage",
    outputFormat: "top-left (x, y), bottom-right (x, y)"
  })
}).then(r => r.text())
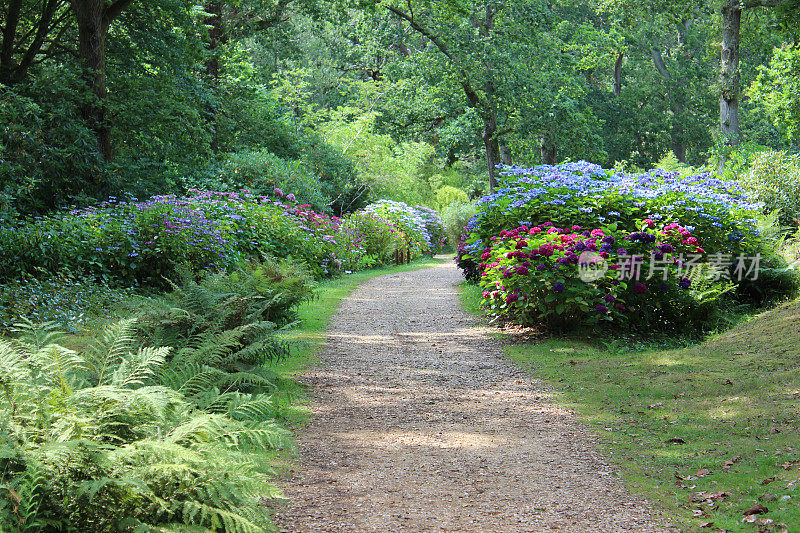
top-left (0, 190), bottom-right (445, 293)
top-left (458, 162), bottom-right (798, 331)
top-left (742, 150), bottom-right (800, 224)
top-left (363, 200), bottom-right (446, 256)
top-left (0, 260), bottom-right (312, 531)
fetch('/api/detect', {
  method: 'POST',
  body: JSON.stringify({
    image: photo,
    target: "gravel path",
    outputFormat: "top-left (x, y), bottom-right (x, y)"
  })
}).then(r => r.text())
top-left (275, 260), bottom-right (674, 532)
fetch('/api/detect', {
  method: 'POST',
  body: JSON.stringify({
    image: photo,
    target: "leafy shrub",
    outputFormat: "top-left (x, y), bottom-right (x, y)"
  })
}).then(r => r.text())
top-left (742, 151), bottom-right (800, 224)
top-left (0, 81), bottom-right (107, 215)
top-left (300, 136), bottom-right (369, 215)
top-left (459, 161), bottom-right (798, 331)
top-left (0, 320), bottom-right (290, 532)
top-left (342, 211), bottom-right (405, 265)
top-left (441, 201), bottom-right (476, 250)
top-left (478, 221), bottom-right (722, 330)
top-left (434, 185), bottom-right (469, 210)
top-left (0, 273), bottom-right (131, 332)
top-left (215, 150), bottom-right (329, 213)
top-left (0, 190), bottom-right (368, 285)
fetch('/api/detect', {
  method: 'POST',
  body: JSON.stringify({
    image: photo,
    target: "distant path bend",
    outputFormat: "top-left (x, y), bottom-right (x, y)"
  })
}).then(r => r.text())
top-left (275, 259), bottom-right (673, 532)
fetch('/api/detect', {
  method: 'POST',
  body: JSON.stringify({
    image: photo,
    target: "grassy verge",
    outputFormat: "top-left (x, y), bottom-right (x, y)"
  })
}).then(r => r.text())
top-left (460, 281), bottom-right (800, 533)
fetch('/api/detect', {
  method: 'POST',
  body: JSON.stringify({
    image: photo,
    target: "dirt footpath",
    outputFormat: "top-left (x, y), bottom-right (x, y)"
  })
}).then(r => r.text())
top-left (275, 260), bottom-right (674, 532)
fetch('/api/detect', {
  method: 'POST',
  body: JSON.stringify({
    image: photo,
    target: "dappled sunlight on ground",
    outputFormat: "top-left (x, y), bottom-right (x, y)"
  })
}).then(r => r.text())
top-left (275, 262), bottom-right (673, 533)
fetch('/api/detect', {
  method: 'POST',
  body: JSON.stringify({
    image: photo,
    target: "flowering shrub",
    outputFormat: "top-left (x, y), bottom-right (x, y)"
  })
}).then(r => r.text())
top-left (742, 151), bottom-right (800, 224)
top-left (414, 205), bottom-right (448, 253)
top-left (342, 211), bottom-right (405, 265)
top-left (468, 161), bottom-right (762, 258)
top-left (478, 222), bottom-right (714, 329)
top-left (0, 189), bottom-right (446, 287)
top-left (460, 161), bottom-right (798, 330)
top-left (363, 200), bottom-right (447, 257)
top-left (0, 274), bottom-right (131, 331)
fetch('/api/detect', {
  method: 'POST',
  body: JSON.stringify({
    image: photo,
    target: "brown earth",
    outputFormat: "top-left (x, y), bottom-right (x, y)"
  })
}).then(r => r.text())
top-left (274, 260), bottom-right (675, 532)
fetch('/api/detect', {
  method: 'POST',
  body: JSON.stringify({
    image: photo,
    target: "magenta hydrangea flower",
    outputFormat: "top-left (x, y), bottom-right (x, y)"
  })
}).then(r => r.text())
top-left (287, 193), bottom-right (296, 202)
top-left (273, 188), bottom-right (284, 197)
top-left (634, 282), bottom-right (648, 294)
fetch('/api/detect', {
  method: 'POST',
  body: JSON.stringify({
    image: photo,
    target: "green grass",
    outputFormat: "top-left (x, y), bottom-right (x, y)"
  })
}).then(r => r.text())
top-left (460, 282), bottom-right (800, 532)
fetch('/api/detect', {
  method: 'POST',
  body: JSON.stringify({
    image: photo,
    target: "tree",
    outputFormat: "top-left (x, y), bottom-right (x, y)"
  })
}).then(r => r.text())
top-left (69, 0), bottom-right (136, 161)
top-left (718, 0), bottom-right (796, 149)
top-left (0, 0), bottom-right (73, 85)
top-left (749, 43), bottom-right (800, 143)
top-left (381, 0), bottom-right (526, 191)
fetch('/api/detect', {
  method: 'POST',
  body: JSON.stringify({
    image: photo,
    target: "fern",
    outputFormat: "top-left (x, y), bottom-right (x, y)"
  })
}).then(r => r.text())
top-left (0, 318), bottom-right (292, 532)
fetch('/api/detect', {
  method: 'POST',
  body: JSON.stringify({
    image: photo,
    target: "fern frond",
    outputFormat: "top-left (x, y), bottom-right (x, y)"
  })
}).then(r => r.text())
top-left (9, 319), bottom-right (64, 352)
top-left (112, 346), bottom-right (170, 388)
top-left (85, 318), bottom-right (138, 386)
top-left (32, 343), bottom-right (85, 393)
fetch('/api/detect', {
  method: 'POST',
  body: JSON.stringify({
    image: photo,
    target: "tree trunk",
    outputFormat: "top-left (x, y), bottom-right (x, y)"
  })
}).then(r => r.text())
top-left (70, 0), bottom-right (133, 162)
top-left (72, 0), bottom-right (112, 161)
top-left (613, 51), bottom-right (623, 96)
top-left (0, 0), bottom-right (23, 85)
top-left (499, 141), bottom-right (512, 165)
top-left (720, 0), bottom-right (741, 148)
top-left (672, 139), bottom-right (686, 162)
top-left (205, 0), bottom-right (223, 153)
top-left (483, 115), bottom-right (500, 193)
top-left (541, 133), bottom-right (556, 165)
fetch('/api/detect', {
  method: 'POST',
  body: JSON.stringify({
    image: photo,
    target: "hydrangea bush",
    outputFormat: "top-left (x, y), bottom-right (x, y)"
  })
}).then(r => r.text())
top-left (342, 211), bottom-right (406, 265)
top-left (479, 221), bottom-right (720, 329)
top-left (459, 161), bottom-right (798, 330)
top-left (363, 200), bottom-right (430, 257)
top-left (0, 189), bottom-right (445, 286)
top-left (414, 205), bottom-right (448, 253)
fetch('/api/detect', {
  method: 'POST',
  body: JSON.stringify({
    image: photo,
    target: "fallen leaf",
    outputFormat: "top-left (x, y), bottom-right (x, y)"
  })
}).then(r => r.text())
top-left (648, 402), bottom-right (664, 409)
top-left (759, 494), bottom-right (777, 502)
top-left (760, 518), bottom-right (774, 525)
top-left (697, 468), bottom-right (711, 477)
top-left (666, 437), bottom-right (686, 445)
top-left (724, 379), bottom-right (733, 385)
top-left (722, 456), bottom-right (741, 470)
top-left (690, 491), bottom-right (730, 503)
top-left (699, 522), bottom-right (714, 528)
top-left (761, 476), bottom-right (777, 485)
top-left (693, 509), bottom-right (707, 517)
top-left (744, 515), bottom-right (758, 523)
top-left (743, 503), bottom-right (769, 516)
